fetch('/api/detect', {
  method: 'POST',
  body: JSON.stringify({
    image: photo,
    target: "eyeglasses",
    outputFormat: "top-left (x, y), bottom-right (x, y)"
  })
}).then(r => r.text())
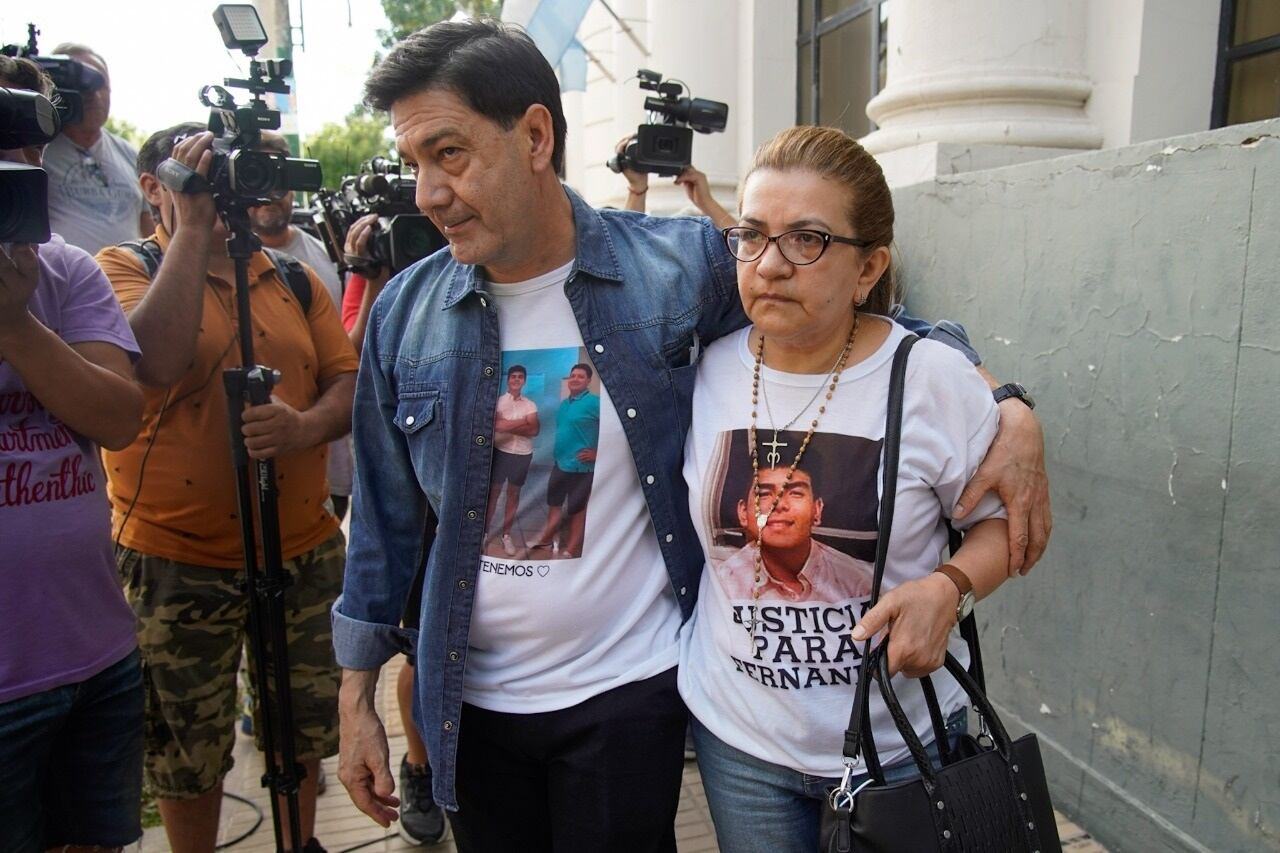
top-left (722, 226), bottom-right (872, 265)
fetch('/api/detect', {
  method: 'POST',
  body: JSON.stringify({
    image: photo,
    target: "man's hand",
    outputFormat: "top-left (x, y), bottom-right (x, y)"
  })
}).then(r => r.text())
top-left (0, 243), bottom-right (40, 340)
top-left (851, 573), bottom-right (958, 678)
top-left (168, 132), bottom-right (218, 233)
top-left (338, 671), bottom-right (400, 827)
top-left (344, 213), bottom-right (392, 284)
top-left (241, 395), bottom-right (311, 459)
top-left (955, 400), bottom-right (1052, 575)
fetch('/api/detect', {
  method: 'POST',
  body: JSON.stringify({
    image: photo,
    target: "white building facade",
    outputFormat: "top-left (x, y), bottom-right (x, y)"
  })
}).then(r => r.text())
top-left (562, 0), bottom-right (1277, 202)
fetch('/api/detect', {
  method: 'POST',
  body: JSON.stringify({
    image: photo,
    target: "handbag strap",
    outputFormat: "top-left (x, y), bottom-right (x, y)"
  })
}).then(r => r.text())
top-left (841, 335), bottom-right (919, 766)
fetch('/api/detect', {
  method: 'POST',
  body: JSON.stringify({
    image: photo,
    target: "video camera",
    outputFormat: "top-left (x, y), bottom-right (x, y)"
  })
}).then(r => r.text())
top-left (1, 23), bottom-right (105, 127)
top-left (157, 4), bottom-right (321, 210)
top-left (0, 86), bottom-right (61, 243)
top-left (310, 156), bottom-right (445, 276)
top-left (607, 69), bottom-right (729, 177)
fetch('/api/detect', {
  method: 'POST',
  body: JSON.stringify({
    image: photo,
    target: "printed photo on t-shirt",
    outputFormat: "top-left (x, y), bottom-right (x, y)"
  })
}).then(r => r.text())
top-left (484, 346), bottom-right (601, 562)
top-left (701, 429), bottom-right (883, 604)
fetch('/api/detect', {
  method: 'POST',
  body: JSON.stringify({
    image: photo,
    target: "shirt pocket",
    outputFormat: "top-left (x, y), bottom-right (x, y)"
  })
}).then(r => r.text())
top-left (394, 390), bottom-right (446, 503)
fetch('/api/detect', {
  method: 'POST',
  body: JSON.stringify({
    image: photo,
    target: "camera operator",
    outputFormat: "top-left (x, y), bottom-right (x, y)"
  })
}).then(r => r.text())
top-left (0, 55), bottom-right (146, 853)
top-left (95, 122), bottom-right (358, 853)
top-left (42, 43), bottom-right (153, 255)
top-left (338, 214), bottom-right (391, 353)
top-left (613, 135), bottom-right (734, 227)
top-left (249, 130), bottom-right (353, 521)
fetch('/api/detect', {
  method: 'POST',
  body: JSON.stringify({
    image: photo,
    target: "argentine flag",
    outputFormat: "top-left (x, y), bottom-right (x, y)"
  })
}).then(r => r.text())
top-left (502, 0), bottom-right (593, 92)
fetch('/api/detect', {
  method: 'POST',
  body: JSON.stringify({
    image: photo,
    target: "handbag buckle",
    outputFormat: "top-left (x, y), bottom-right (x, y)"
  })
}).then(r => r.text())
top-left (827, 763), bottom-right (874, 813)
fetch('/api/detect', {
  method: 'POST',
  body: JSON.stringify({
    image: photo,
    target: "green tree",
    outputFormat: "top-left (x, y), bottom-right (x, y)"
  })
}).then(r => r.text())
top-left (378, 0), bottom-right (504, 48)
top-left (104, 116), bottom-right (148, 149)
top-left (301, 111), bottom-right (393, 190)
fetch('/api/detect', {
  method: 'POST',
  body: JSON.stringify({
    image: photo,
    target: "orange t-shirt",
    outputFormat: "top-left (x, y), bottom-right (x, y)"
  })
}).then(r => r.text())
top-left (97, 227), bottom-right (359, 568)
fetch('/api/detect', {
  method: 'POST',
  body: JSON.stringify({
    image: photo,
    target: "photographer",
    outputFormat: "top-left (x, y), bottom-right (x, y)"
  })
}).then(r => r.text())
top-left (43, 43), bottom-right (153, 254)
top-left (249, 130), bottom-right (353, 520)
top-left (0, 55), bottom-right (146, 852)
top-left (338, 215), bottom-right (391, 353)
top-left (95, 122), bottom-right (358, 853)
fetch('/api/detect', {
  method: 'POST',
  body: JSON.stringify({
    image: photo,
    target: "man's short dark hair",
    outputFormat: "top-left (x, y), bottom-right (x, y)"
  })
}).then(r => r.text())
top-left (136, 121), bottom-right (206, 179)
top-left (570, 363), bottom-right (593, 380)
top-left (507, 364), bottom-right (527, 378)
top-left (364, 18), bottom-right (567, 173)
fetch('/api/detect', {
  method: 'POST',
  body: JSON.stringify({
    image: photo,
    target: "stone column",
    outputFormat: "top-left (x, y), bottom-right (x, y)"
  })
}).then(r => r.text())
top-left (861, 0), bottom-right (1102, 157)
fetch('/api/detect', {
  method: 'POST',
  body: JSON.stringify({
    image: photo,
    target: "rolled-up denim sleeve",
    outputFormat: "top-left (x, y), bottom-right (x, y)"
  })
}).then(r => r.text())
top-left (332, 285), bottom-right (429, 670)
top-left (890, 303), bottom-right (982, 366)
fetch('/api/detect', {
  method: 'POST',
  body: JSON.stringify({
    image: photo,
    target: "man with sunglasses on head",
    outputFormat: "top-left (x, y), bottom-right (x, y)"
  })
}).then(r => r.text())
top-left (42, 43), bottom-right (153, 255)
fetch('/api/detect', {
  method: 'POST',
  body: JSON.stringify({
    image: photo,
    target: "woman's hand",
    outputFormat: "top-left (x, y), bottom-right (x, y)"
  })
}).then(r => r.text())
top-left (851, 573), bottom-right (959, 678)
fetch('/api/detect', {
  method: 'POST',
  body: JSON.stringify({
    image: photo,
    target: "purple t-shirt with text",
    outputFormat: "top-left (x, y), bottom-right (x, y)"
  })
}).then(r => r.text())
top-left (0, 234), bottom-right (140, 703)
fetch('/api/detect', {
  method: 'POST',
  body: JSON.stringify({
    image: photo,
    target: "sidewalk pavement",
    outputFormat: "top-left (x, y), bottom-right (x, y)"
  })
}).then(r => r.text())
top-left (139, 655), bottom-right (1105, 852)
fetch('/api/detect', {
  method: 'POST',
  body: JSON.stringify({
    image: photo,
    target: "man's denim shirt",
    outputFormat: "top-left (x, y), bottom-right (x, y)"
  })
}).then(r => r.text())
top-left (332, 186), bottom-right (978, 809)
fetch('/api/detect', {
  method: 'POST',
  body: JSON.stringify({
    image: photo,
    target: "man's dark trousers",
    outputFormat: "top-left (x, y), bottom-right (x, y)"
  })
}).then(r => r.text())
top-left (448, 667), bottom-right (687, 852)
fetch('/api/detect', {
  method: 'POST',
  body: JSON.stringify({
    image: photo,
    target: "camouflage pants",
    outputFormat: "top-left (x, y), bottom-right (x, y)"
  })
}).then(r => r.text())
top-left (115, 533), bottom-right (344, 798)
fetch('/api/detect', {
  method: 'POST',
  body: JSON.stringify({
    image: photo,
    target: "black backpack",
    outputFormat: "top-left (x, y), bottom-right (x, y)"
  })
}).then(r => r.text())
top-left (116, 238), bottom-right (312, 316)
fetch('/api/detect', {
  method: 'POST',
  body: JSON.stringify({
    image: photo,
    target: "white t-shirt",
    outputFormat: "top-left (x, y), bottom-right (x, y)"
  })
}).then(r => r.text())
top-left (463, 259), bottom-right (682, 712)
top-left (44, 132), bottom-right (148, 256)
top-left (495, 393), bottom-right (538, 455)
top-left (278, 228), bottom-right (353, 497)
top-left (678, 321), bottom-right (1004, 777)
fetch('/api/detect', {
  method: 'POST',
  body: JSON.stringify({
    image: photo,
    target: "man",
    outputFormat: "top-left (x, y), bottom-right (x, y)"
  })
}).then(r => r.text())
top-left (718, 466), bottom-right (873, 602)
top-left (529, 363), bottom-right (597, 558)
top-left (487, 363), bottom-right (539, 556)
top-left (96, 123), bottom-right (358, 853)
top-left (0, 55), bottom-right (146, 853)
top-left (43, 43), bottom-right (152, 254)
top-left (248, 130), bottom-right (354, 520)
top-left (335, 19), bottom-right (1050, 851)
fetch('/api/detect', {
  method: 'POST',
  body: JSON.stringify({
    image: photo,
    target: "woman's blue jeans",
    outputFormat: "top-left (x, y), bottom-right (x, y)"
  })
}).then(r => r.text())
top-left (691, 708), bottom-right (967, 853)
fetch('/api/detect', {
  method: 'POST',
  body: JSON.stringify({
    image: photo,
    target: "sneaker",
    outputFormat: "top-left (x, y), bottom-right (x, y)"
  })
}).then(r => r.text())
top-left (399, 755), bottom-right (446, 845)
top-left (501, 533), bottom-right (517, 557)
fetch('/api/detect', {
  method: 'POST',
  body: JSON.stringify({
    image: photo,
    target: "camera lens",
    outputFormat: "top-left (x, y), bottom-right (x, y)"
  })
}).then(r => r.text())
top-left (229, 150), bottom-right (279, 198)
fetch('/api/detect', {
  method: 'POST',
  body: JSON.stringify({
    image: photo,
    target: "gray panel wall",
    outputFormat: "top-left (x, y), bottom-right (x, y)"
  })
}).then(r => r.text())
top-left (891, 119), bottom-right (1280, 853)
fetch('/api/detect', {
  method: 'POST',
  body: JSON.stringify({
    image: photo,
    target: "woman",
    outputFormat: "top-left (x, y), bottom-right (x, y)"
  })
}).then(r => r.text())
top-left (678, 125), bottom-right (1015, 852)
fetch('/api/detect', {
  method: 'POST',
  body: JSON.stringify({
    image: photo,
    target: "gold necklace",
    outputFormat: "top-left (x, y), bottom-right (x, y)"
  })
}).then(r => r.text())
top-left (746, 314), bottom-right (858, 640)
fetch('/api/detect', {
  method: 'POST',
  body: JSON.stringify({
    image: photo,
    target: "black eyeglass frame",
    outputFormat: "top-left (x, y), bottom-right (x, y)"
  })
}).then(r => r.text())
top-left (721, 226), bottom-right (874, 265)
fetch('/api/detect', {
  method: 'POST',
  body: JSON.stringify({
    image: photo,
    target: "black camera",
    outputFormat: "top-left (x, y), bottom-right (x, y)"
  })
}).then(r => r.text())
top-left (1, 24), bottom-right (105, 127)
top-left (311, 157), bottom-right (444, 276)
top-left (157, 5), bottom-right (321, 209)
top-left (0, 87), bottom-right (61, 243)
top-left (607, 69), bottom-right (729, 177)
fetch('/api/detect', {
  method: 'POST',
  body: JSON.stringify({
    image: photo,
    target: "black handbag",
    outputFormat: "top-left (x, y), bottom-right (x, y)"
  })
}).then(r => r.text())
top-left (819, 335), bottom-right (1062, 853)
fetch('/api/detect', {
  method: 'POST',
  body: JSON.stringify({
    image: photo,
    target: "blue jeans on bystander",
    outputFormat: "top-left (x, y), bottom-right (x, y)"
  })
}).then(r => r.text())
top-left (0, 648), bottom-right (144, 852)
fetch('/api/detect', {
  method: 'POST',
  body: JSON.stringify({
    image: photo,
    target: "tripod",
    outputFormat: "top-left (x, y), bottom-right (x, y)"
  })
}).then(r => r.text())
top-left (221, 204), bottom-right (305, 851)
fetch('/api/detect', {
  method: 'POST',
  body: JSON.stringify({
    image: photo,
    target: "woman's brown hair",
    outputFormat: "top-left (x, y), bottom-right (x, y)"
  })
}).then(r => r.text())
top-left (745, 125), bottom-right (896, 314)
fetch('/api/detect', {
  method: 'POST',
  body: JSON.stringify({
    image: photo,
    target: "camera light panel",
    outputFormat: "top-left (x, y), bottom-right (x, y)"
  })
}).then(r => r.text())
top-left (213, 4), bottom-right (269, 54)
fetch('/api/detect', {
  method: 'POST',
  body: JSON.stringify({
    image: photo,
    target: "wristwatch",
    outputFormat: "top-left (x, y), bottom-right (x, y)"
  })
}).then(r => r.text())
top-left (992, 382), bottom-right (1035, 410)
top-left (934, 563), bottom-right (976, 622)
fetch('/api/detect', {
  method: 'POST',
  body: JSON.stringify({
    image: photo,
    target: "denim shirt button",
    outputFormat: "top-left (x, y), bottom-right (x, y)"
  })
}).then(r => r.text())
top-left (679, 586), bottom-right (687, 596)
top-left (594, 344), bottom-right (604, 354)
top-left (626, 407), bottom-right (637, 419)
top-left (457, 579), bottom-right (469, 589)
top-left (665, 533), bottom-right (674, 543)
top-left (484, 366), bottom-right (495, 377)
top-left (448, 650), bottom-right (460, 662)
top-left (475, 435), bottom-right (487, 445)
top-left (479, 297), bottom-right (488, 308)
top-left (645, 474), bottom-right (655, 485)
top-left (443, 720), bottom-right (454, 731)
top-left (466, 510), bottom-right (478, 520)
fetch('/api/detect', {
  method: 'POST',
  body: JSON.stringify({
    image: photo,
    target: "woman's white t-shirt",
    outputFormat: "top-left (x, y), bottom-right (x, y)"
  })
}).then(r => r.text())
top-left (678, 320), bottom-right (1005, 777)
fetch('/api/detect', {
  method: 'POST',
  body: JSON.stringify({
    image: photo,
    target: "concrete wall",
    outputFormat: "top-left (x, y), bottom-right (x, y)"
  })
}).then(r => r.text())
top-left (891, 118), bottom-right (1280, 853)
